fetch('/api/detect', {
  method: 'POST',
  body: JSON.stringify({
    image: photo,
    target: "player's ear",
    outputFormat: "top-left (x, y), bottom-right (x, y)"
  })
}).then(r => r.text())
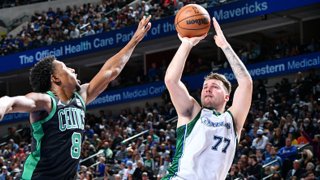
top-left (225, 94), bottom-right (230, 102)
top-left (51, 75), bottom-right (61, 85)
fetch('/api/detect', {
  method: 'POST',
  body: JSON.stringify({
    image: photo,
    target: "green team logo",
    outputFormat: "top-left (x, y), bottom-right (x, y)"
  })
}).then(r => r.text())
top-left (58, 107), bottom-right (85, 131)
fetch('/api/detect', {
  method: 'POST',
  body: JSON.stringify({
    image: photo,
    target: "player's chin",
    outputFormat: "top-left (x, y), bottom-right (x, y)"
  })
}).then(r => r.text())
top-left (202, 101), bottom-right (215, 109)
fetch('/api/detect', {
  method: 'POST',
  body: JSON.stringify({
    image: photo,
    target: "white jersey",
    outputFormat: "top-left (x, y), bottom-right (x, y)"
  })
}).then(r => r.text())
top-left (163, 108), bottom-right (238, 180)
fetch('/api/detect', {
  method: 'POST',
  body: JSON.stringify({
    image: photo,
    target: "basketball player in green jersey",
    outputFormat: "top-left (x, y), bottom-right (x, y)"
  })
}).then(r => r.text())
top-left (0, 16), bottom-right (151, 180)
top-left (163, 18), bottom-right (253, 179)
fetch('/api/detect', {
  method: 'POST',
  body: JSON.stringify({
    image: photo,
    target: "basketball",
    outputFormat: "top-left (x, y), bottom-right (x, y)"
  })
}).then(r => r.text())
top-left (175, 4), bottom-right (211, 38)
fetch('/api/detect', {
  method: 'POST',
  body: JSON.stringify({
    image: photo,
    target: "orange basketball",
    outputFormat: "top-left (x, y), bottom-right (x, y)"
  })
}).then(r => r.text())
top-left (175, 4), bottom-right (211, 38)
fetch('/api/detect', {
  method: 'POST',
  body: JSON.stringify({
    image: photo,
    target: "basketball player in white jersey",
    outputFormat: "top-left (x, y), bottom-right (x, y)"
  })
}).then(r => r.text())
top-left (163, 17), bottom-right (253, 180)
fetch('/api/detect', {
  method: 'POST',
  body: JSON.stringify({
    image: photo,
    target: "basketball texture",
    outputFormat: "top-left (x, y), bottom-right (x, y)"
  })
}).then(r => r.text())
top-left (175, 4), bottom-right (211, 38)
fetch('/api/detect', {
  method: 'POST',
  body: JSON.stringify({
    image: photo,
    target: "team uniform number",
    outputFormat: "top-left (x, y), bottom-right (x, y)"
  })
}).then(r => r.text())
top-left (212, 135), bottom-right (230, 153)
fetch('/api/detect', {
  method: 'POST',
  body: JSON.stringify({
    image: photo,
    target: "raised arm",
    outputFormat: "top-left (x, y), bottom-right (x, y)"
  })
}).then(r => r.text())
top-left (0, 93), bottom-right (51, 120)
top-left (212, 17), bottom-right (253, 135)
top-left (164, 34), bottom-right (206, 127)
top-left (81, 16), bottom-right (152, 104)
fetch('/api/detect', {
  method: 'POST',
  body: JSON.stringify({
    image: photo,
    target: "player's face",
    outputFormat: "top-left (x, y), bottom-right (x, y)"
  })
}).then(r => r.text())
top-left (53, 60), bottom-right (81, 91)
top-left (201, 79), bottom-right (229, 109)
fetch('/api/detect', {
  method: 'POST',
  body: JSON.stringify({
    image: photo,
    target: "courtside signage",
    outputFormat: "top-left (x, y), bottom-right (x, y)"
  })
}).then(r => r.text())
top-left (0, 0), bottom-right (318, 73)
top-left (1, 52), bottom-right (319, 124)
top-left (222, 52), bottom-right (320, 82)
top-left (210, 0), bottom-right (319, 23)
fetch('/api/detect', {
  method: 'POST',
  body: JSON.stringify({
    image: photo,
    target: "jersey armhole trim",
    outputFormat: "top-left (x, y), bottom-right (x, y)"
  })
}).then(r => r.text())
top-left (74, 91), bottom-right (86, 112)
top-left (226, 110), bottom-right (238, 139)
top-left (176, 109), bottom-right (201, 132)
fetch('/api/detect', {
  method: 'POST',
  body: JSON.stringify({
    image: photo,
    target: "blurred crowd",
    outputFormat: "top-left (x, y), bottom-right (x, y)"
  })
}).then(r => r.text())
top-left (0, 0), bottom-right (201, 56)
top-left (0, 0), bottom-right (54, 9)
top-left (0, 68), bottom-right (319, 180)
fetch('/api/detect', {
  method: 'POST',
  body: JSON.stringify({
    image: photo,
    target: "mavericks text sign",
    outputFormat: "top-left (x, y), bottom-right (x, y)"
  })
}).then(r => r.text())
top-left (1, 0), bottom-right (319, 73)
top-left (210, 0), bottom-right (319, 23)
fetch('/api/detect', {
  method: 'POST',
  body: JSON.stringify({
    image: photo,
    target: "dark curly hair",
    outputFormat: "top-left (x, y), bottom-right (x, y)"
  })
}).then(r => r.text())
top-left (29, 56), bottom-right (56, 92)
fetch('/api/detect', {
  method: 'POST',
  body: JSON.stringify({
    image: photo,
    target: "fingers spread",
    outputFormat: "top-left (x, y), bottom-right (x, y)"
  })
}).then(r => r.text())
top-left (141, 15), bottom-right (151, 26)
top-left (145, 22), bottom-right (152, 32)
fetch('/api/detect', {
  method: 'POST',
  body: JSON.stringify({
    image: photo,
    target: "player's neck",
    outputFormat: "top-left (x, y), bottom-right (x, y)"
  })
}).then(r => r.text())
top-left (203, 105), bottom-right (225, 113)
top-left (51, 87), bottom-right (74, 102)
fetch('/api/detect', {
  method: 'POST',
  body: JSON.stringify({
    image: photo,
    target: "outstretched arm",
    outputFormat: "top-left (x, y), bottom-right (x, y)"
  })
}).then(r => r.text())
top-left (212, 17), bottom-right (253, 135)
top-left (164, 34), bottom-right (206, 127)
top-left (0, 93), bottom-right (51, 120)
top-left (81, 16), bottom-right (152, 104)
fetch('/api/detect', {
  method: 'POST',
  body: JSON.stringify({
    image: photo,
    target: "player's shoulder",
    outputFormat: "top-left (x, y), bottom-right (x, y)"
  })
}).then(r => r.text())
top-left (26, 92), bottom-right (51, 101)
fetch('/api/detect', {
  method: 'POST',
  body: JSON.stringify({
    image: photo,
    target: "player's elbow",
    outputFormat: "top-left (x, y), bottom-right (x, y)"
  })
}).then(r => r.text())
top-left (164, 75), bottom-right (176, 88)
top-left (239, 77), bottom-right (253, 91)
top-left (105, 68), bottom-right (120, 81)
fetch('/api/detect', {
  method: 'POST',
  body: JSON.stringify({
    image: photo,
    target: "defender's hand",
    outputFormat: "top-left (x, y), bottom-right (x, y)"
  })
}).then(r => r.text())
top-left (132, 15), bottom-right (152, 44)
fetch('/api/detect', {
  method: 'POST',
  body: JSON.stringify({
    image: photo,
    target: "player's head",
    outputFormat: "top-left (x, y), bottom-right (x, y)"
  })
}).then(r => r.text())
top-left (29, 56), bottom-right (55, 92)
top-left (30, 56), bottom-right (81, 93)
top-left (201, 72), bottom-right (231, 110)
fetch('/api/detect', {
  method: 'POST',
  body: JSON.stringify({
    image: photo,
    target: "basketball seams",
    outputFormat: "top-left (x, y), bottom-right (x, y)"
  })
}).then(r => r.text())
top-left (175, 14), bottom-right (210, 25)
top-left (177, 25), bottom-right (210, 31)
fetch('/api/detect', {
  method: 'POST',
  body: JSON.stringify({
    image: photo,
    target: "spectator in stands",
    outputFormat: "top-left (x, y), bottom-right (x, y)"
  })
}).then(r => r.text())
top-left (96, 156), bottom-right (106, 178)
top-left (69, 24), bottom-right (80, 39)
top-left (132, 160), bottom-right (145, 180)
top-left (283, 114), bottom-right (298, 135)
top-left (245, 154), bottom-right (262, 180)
top-left (142, 171), bottom-right (149, 180)
top-left (146, 135), bottom-right (157, 149)
top-left (104, 164), bottom-right (113, 179)
top-left (299, 149), bottom-right (314, 168)
top-left (102, 141), bottom-right (113, 162)
top-left (126, 160), bottom-right (135, 179)
top-left (277, 137), bottom-right (298, 161)
top-left (0, 166), bottom-right (9, 180)
top-left (301, 120), bottom-right (320, 161)
top-left (115, 144), bottom-right (128, 163)
top-left (301, 162), bottom-right (316, 180)
top-left (296, 130), bottom-right (309, 145)
top-left (118, 161), bottom-right (128, 179)
top-left (226, 164), bottom-right (245, 180)
top-left (144, 151), bottom-right (155, 172)
top-left (251, 129), bottom-right (269, 151)
top-left (7, 139), bottom-right (19, 152)
top-left (277, 137), bottom-right (298, 177)
top-left (112, 130), bottom-right (124, 150)
top-left (84, 125), bottom-right (95, 139)
top-left (263, 142), bottom-right (272, 160)
top-left (263, 146), bottom-right (282, 174)
top-left (286, 160), bottom-right (305, 180)
top-left (271, 127), bottom-right (285, 148)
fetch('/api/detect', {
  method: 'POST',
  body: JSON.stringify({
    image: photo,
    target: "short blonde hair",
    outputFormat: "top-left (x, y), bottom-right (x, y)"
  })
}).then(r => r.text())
top-left (204, 72), bottom-right (231, 94)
